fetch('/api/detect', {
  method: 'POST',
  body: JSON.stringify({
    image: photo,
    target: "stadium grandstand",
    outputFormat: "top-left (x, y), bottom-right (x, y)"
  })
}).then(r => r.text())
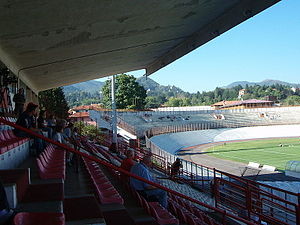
top-left (2, 1), bottom-right (300, 225)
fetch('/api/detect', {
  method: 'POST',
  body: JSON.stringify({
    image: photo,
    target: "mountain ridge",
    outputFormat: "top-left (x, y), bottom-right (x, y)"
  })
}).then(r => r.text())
top-left (224, 79), bottom-right (300, 89)
top-left (62, 78), bottom-right (300, 95)
top-left (63, 80), bottom-right (104, 94)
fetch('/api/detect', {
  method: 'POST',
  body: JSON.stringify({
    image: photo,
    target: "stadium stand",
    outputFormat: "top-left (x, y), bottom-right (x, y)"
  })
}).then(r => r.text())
top-left (150, 125), bottom-right (300, 154)
top-left (93, 107), bottom-right (300, 138)
top-left (1, 112), bottom-right (300, 225)
top-left (0, 117), bottom-right (30, 170)
top-left (285, 161), bottom-right (300, 179)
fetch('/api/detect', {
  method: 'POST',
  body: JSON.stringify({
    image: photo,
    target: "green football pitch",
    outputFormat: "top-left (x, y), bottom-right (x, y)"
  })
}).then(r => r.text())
top-left (205, 138), bottom-right (300, 171)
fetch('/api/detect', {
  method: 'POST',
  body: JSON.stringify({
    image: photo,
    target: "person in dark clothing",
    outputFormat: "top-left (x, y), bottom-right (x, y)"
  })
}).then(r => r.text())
top-left (37, 110), bottom-right (53, 139)
top-left (13, 102), bottom-right (45, 155)
top-left (13, 88), bottom-right (26, 117)
top-left (170, 158), bottom-right (183, 179)
top-left (14, 102), bottom-right (38, 137)
top-left (0, 180), bottom-right (14, 225)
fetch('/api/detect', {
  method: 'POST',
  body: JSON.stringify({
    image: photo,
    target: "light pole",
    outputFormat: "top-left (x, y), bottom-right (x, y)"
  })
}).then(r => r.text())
top-left (110, 74), bottom-right (118, 152)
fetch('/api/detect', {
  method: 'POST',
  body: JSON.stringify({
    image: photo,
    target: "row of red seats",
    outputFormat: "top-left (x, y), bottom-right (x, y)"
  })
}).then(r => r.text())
top-left (169, 194), bottom-right (220, 225)
top-left (36, 144), bottom-right (66, 179)
top-left (13, 212), bottom-right (65, 225)
top-left (82, 157), bottom-right (124, 204)
top-left (133, 189), bottom-right (179, 225)
top-left (0, 117), bottom-right (16, 130)
top-left (82, 141), bottom-right (120, 163)
top-left (0, 129), bottom-right (29, 154)
top-left (79, 137), bottom-right (220, 225)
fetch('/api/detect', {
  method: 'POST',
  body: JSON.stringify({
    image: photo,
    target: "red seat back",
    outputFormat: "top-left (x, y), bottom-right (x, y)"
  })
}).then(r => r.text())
top-left (13, 212), bottom-right (65, 225)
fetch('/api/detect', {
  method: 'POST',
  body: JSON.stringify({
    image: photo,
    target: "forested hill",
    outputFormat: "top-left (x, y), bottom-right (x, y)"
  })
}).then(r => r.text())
top-left (63, 80), bottom-right (104, 94)
top-left (225, 79), bottom-right (300, 89)
top-left (136, 77), bottom-right (187, 97)
top-left (63, 77), bottom-right (300, 108)
top-left (63, 80), bottom-right (104, 108)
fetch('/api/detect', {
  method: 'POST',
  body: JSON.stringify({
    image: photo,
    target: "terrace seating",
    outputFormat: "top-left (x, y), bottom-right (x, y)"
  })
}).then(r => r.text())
top-left (0, 130), bottom-right (29, 153)
top-left (36, 145), bottom-right (66, 180)
top-left (149, 202), bottom-right (179, 225)
top-left (0, 117), bottom-right (16, 130)
top-left (285, 160), bottom-right (300, 178)
top-left (169, 194), bottom-right (220, 225)
top-left (134, 190), bottom-right (178, 225)
top-left (0, 129), bottom-right (30, 169)
top-left (82, 157), bottom-right (124, 204)
top-left (13, 212), bottom-right (65, 225)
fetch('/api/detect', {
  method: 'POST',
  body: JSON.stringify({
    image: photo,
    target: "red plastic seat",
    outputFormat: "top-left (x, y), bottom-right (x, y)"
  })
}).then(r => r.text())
top-left (0, 132), bottom-right (17, 150)
top-left (13, 212), bottom-right (65, 225)
top-left (149, 202), bottom-right (179, 225)
top-left (2, 130), bottom-right (20, 147)
top-left (37, 158), bottom-right (65, 179)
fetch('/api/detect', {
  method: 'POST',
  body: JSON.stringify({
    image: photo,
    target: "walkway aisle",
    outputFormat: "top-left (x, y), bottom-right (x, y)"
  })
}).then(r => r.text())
top-left (150, 169), bottom-right (215, 211)
top-left (98, 164), bottom-right (160, 225)
top-left (64, 161), bottom-right (105, 225)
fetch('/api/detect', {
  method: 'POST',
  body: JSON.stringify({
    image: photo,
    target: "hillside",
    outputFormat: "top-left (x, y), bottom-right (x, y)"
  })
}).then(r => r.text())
top-left (137, 76), bottom-right (187, 97)
top-left (62, 77), bottom-right (300, 108)
top-left (225, 79), bottom-right (300, 89)
top-left (63, 80), bottom-right (104, 94)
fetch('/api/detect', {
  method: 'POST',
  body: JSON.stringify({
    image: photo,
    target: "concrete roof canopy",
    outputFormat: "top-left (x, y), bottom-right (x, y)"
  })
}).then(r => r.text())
top-left (0, 0), bottom-right (280, 93)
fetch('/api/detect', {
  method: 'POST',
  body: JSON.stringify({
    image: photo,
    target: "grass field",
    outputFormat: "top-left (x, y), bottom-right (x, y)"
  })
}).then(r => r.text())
top-left (205, 138), bottom-right (300, 171)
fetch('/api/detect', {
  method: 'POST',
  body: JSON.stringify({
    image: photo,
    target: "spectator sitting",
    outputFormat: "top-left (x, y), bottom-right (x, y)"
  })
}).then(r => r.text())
top-left (53, 123), bottom-right (73, 165)
top-left (63, 122), bottom-right (74, 141)
top-left (52, 125), bottom-right (66, 144)
top-left (130, 155), bottom-right (168, 208)
top-left (56, 119), bottom-right (67, 129)
top-left (120, 149), bottom-right (136, 183)
top-left (170, 158), bottom-right (183, 179)
top-left (47, 114), bottom-right (56, 128)
top-left (37, 110), bottom-right (53, 139)
top-left (13, 102), bottom-right (45, 155)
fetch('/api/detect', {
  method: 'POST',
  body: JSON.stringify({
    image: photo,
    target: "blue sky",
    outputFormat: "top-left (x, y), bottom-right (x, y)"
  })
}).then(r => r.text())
top-left (99, 0), bottom-right (299, 93)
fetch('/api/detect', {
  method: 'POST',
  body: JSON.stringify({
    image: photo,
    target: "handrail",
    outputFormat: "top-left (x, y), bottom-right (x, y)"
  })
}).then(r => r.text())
top-left (216, 178), bottom-right (298, 208)
top-left (0, 117), bottom-right (257, 225)
top-left (145, 127), bottom-right (300, 225)
top-left (215, 169), bottom-right (299, 197)
top-left (147, 130), bottom-right (299, 197)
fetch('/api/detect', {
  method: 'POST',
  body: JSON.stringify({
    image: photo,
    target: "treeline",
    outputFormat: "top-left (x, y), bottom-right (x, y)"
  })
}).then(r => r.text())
top-left (64, 76), bottom-right (300, 109)
top-left (146, 84), bottom-right (300, 107)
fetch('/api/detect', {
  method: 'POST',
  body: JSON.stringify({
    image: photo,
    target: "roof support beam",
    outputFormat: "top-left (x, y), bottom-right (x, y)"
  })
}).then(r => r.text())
top-left (146, 0), bottom-right (281, 76)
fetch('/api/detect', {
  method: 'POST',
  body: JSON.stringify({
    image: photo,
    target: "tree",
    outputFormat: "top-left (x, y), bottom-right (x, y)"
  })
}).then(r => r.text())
top-left (284, 95), bottom-right (300, 106)
top-left (39, 87), bottom-right (69, 118)
top-left (165, 97), bottom-right (181, 107)
top-left (102, 74), bottom-right (147, 110)
top-left (145, 96), bottom-right (161, 108)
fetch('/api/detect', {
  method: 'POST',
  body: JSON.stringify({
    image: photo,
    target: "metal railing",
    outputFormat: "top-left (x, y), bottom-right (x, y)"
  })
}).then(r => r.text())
top-left (0, 117), bottom-right (259, 225)
top-left (145, 126), bottom-right (300, 225)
